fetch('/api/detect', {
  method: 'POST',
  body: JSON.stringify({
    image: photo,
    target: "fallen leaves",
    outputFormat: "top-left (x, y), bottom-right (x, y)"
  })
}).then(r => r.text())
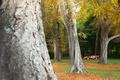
top-left (52, 59), bottom-right (120, 80)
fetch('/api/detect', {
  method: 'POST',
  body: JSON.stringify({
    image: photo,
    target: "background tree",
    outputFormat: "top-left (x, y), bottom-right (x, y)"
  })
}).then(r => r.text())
top-left (0, 0), bottom-right (57, 80)
top-left (41, 0), bottom-right (63, 61)
top-left (58, 0), bottom-right (88, 73)
top-left (94, 0), bottom-right (120, 64)
top-left (78, 0), bottom-right (120, 64)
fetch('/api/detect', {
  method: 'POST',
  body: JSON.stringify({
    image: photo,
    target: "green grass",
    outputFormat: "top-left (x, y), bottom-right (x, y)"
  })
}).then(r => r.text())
top-left (52, 59), bottom-right (120, 80)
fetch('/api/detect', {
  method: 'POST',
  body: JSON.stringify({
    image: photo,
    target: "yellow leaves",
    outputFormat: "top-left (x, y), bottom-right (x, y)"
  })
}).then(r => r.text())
top-left (77, 5), bottom-right (91, 23)
top-left (78, 32), bottom-right (87, 39)
top-left (112, 0), bottom-right (119, 8)
top-left (94, 0), bottom-right (120, 29)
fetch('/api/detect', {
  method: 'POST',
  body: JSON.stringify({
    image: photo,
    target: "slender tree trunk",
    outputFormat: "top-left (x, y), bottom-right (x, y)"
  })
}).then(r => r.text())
top-left (95, 26), bottom-right (100, 55)
top-left (0, 0), bottom-right (57, 80)
top-left (84, 46), bottom-right (88, 57)
top-left (57, 22), bottom-right (62, 60)
top-left (53, 37), bottom-right (60, 61)
top-left (41, 0), bottom-right (61, 61)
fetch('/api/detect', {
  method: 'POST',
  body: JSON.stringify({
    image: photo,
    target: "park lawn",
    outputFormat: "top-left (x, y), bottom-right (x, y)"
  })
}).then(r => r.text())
top-left (51, 59), bottom-right (120, 80)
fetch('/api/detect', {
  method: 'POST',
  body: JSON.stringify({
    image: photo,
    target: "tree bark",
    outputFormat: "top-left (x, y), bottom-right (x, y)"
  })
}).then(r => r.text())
top-left (0, 0), bottom-right (57, 80)
top-left (58, 0), bottom-right (88, 73)
top-left (53, 37), bottom-right (60, 61)
top-left (57, 22), bottom-right (62, 60)
top-left (98, 27), bottom-right (109, 64)
top-left (98, 15), bottom-right (120, 64)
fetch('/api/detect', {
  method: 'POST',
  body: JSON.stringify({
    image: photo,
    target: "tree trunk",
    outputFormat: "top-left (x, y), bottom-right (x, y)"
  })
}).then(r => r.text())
top-left (98, 0), bottom-right (120, 64)
top-left (41, 0), bottom-right (61, 61)
top-left (58, 0), bottom-right (88, 73)
top-left (98, 15), bottom-right (110, 64)
top-left (118, 0), bottom-right (120, 7)
top-left (84, 45), bottom-right (88, 57)
top-left (53, 37), bottom-right (60, 61)
top-left (95, 26), bottom-right (100, 55)
top-left (98, 29), bottom-right (109, 64)
top-left (57, 22), bottom-right (62, 60)
top-left (69, 24), bottom-right (88, 73)
top-left (0, 0), bottom-right (57, 80)
top-left (53, 21), bottom-right (61, 61)
top-left (98, 28), bottom-right (120, 65)
top-left (98, 14), bottom-right (120, 64)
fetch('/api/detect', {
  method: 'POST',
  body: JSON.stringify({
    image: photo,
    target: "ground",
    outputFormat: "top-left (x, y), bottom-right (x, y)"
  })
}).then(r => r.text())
top-left (51, 59), bottom-right (120, 80)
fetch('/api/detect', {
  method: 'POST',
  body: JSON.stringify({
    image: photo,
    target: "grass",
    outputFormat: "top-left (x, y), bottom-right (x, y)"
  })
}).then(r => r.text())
top-left (51, 59), bottom-right (120, 80)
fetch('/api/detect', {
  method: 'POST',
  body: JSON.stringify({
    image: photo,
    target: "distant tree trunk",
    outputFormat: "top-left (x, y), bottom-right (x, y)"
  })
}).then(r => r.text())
top-left (98, 16), bottom-right (120, 64)
top-left (95, 27), bottom-right (100, 55)
top-left (0, 0), bottom-right (57, 80)
top-left (84, 46), bottom-right (88, 57)
top-left (118, 0), bottom-right (120, 7)
top-left (91, 45), bottom-right (94, 55)
top-left (57, 22), bottom-right (62, 60)
top-left (53, 21), bottom-right (61, 61)
top-left (41, 0), bottom-right (61, 61)
top-left (53, 36), bottom-right (60, 61)
top-left (58, 0), bottom-right (88, 73)
top-left (98, 25), bottom-right (110, 64)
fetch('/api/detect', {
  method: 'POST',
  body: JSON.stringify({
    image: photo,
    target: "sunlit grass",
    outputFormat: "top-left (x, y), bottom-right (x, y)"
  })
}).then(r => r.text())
top-left (52, 59), bottom-right (120, 80)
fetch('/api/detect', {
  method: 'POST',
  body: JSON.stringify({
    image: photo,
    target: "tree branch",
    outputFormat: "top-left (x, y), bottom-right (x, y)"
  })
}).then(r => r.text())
top-left (108, 34), bottom-right (120, 42)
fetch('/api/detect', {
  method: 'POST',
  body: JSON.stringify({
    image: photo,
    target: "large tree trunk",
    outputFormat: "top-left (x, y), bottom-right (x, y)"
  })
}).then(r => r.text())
top-left (0, 0), bottom-right (57, 80)
top-left (69, 23), bottom-right (88, 73)
top-left (98, 0), bottom-right (120, 64)
top-left (58, 0), bottom-right (88, 73)
top-left (98, 26), bottom-right (109, 64)
top-left (98, 27), bottom-right (120, 64)
top-left (98, 14), bottom-right (111, 64)
top-left (98, 16), bottom-right (120, 64)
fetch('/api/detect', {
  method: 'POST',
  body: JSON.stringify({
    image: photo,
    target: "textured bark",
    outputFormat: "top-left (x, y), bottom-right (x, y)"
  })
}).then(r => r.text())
top-left (53, 37), bottom-right (60, 61)
top-left (58, 0), bottom-right (88, 73)
top-left (98, 0), bottom-right (120, 64)
top-left (98, 26), bottom-right (109, 64)
top-left (98, 29), bottom-right (120, 64)
top-left (0, 0), bottom-right (57, 80)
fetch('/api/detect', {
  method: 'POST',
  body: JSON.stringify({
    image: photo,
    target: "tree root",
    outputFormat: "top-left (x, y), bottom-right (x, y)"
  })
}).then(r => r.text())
top-left (69, 65), bottom-right (89, 73)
